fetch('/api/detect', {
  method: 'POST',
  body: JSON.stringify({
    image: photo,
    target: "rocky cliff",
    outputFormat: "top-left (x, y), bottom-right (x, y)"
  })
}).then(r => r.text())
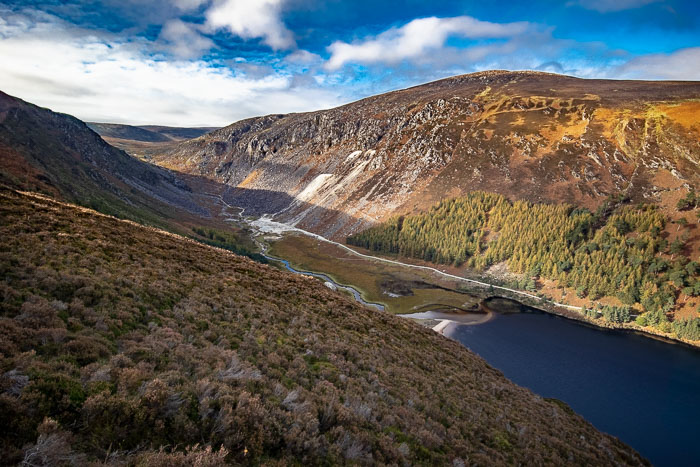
top-left (153, 71), bottom-right (700, 239)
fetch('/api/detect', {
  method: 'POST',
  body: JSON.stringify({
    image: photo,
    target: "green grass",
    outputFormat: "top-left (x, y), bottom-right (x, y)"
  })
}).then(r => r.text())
top-left (268, 233), bottom-right (482, 314)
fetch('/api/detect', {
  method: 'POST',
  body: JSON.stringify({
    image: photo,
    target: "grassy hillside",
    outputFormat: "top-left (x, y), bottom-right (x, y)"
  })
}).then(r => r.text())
top-left (348, 192), bottom-right (700, 341)
top-left (0, 188), bottom-right (645, 465)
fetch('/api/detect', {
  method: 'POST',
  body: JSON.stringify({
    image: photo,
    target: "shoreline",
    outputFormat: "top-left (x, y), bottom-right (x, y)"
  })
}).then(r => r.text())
top-left (432, 319), bottom-right (452, 334)
top-left (486, 296), bottom-right (700, 351)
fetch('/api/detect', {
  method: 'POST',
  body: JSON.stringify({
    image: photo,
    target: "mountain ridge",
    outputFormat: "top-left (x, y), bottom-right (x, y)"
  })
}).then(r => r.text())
top-left (151, 71), bottom-right (700, 240)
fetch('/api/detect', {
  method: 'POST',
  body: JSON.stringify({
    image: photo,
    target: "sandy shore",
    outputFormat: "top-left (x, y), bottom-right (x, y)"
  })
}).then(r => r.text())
top-left (432, 320), bottom-right (452, 334)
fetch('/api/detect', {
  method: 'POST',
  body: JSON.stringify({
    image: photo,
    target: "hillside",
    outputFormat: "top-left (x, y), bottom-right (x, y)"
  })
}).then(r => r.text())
top-left (87, 123), bottom-right (218, 157)
top-left (140, 125), bottom-right (219, 141)
top-left (0, 91), bottom-right (221, 232)
top-left (348, 192), bottom-right (700, 340)
top-left (0, 188), bottom-right (645, 465)
top-left (152, 71), bottom-right (700, 240)
top-left (87, 123), bottom-right (216, 142)
top-left (87, 123), bottom-right (173, 143)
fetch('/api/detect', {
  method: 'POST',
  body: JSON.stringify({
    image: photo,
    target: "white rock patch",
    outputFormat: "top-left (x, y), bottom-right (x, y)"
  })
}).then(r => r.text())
top-left (296, 174), bottom-right (335, 203)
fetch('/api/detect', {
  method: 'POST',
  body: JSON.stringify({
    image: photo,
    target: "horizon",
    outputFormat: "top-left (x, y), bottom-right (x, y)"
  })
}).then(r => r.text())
top-left (1, 0), bottom-right (699, 126)
top-left (82, 69), bottom-right (700, 129)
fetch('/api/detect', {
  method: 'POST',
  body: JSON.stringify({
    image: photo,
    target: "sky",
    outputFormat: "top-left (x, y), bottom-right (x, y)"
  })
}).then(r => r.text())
top-left (0, 0), bottom-right (698, 126)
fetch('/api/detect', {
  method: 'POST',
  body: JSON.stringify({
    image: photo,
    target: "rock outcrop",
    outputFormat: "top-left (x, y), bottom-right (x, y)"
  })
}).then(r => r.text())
top-left (153, 71), bottom-right (700, 239)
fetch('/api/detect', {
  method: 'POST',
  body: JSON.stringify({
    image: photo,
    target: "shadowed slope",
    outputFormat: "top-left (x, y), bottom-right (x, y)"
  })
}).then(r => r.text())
top-left (0, 91), bottom-right (208, 228)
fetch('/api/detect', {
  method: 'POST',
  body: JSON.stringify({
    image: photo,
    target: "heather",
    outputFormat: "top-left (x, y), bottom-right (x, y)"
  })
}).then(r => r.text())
top-left (0, 189), bottom-right (644, 465)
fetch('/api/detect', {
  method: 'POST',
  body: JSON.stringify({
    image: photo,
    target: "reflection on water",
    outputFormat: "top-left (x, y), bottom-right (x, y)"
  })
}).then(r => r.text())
top-left (447, 298), bottom-right (700, 467)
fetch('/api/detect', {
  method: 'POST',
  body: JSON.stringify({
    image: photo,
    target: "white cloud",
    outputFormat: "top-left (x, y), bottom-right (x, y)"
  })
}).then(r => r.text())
top-left (159, 19), bottom-right (213, 58)
top-left (612, 47), bottom-right (700, 80)
top-left (571, 0), bottom-right (661, 13)
top-left (285, 49), bottom-right (323, 65)
top-left (205, 0), bottom-right (295, 50)
top-left (325, 16), bottom-right (529, 70)
top-left (0, 12), bottom-right (339, 126)
top-left (173, 0), bottom-right (209, 11)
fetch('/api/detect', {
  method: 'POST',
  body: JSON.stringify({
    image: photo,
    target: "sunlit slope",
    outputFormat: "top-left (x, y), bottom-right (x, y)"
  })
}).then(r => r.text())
top-left (154, 71), bottom-right (700, 240)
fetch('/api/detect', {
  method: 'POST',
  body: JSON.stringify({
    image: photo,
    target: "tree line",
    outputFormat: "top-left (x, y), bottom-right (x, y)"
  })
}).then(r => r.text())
top-left (348, 192), bottom-right (700, 339)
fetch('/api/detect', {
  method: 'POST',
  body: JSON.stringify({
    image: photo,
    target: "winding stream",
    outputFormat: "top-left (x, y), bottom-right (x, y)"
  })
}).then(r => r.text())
top-left (262, 251), bottom-right (385, 311)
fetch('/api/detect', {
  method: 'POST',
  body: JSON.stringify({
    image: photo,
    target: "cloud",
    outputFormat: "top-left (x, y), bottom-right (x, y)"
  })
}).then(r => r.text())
top-left (159, 19), bottom-right (213, 58)
top-left (571, 0), bottom-right (662, 13)
top-left (325, 16), bottom-right (529, 70)
top-left (173, 0), bottom-right (209, 11)
top-left (205, 0), bottom-right (295, 50)
top-left (285, 49), bottom-right (323, 65)
top-left (0, 11), bottom-right (339, 126)
top-left (535, 61), bottom-right (566, 74)
top-left (612, 47), bottom-right (700, 79)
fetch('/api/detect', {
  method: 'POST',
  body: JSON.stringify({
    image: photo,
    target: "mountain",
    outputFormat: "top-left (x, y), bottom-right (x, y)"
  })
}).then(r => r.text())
top-left (152, 70), bottom-right (700, 240)
top-left (0, 187), bottom-right (646, 465)
top-left (0, 91), bottom-right (210, 228)
top-left (87, 122), bottom-right (218, 161)
top-left (87, 122), bottom-right (217, 143)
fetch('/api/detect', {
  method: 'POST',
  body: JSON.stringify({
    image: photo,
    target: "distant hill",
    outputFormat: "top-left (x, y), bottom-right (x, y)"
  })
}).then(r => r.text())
top-left (87, 122), bottom-right (217, 159)
top-left (87, 122), bottom-right (170, 142)
top-left (140, 125), bottom-right (219, 141)
top-left (0, 91), bottom-right (210, 228)
top-left (0, 187), bottom-right (646, 465)
top-left (87, 122), bottom-right (217, 143)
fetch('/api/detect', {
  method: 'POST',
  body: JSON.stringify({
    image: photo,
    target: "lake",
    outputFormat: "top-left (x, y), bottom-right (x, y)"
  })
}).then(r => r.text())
top-left (444, 298), bottom-right (700, 466)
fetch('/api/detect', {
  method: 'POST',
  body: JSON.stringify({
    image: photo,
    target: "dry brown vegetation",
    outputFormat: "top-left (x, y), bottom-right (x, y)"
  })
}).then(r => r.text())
top-left (0, 189), bottom-right (646, 465)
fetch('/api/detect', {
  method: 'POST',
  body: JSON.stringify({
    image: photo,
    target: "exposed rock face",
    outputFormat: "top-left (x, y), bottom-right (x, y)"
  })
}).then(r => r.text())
top-left (154, 71), bottom-right (700, 239)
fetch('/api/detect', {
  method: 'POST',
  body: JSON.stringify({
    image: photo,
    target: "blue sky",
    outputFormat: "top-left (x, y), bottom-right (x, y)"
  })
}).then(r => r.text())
top-left (0, 0), bottom-right (698, 126)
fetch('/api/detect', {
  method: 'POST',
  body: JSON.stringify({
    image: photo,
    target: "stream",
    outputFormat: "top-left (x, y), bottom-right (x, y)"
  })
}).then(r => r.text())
top-left (259, 250), bottom-right (385, 311)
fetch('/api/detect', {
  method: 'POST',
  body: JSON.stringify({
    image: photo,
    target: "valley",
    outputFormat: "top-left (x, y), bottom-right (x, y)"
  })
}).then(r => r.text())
top-left (3, 69), bottom-right (700, 465)
top-left (142, 71), bottom-right (700, 345)
top-left (239, 217), bottom-right (700, 466)
top-left (5, 0), bottom-right (700, 463)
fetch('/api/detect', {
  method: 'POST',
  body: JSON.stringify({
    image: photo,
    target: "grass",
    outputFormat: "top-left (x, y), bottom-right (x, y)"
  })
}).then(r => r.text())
top-left (267, 233), bottom-right (482, 314)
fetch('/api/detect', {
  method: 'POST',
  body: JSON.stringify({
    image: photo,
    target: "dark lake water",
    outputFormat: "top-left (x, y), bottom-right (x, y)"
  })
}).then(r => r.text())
top-left (446, 298), bottom-right (700, 467)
